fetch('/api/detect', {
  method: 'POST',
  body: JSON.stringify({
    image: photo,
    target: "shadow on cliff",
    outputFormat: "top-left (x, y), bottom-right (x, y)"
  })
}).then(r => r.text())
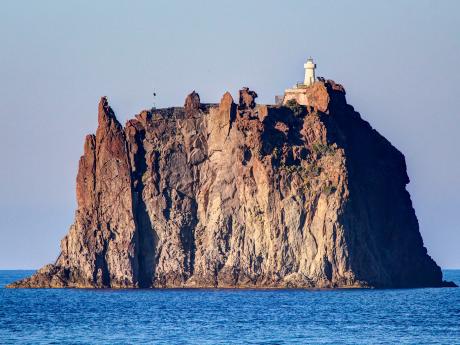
top-left (322, 86), bottom-right (452, 287)
top-left (131, 129), bottom-right (158, 288)
top-left (260, 105), bottom-right (306, 166)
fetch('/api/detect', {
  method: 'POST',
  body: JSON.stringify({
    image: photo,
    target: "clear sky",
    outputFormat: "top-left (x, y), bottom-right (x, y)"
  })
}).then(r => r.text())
top-left (0, 0), bottom-right (459, 269)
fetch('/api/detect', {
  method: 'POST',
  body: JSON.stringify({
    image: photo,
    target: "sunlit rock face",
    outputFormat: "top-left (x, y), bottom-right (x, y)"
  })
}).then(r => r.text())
top-left (9, 81), bottom-right (453, 289)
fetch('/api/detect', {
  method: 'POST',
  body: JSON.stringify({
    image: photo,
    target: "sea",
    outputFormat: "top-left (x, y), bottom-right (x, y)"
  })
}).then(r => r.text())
top-left (0, 270), bottom-right (459, 345)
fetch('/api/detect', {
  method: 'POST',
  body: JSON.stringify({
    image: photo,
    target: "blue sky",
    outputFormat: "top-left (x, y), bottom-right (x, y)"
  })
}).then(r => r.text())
top-left (0, 0), bottom-right (459, 268)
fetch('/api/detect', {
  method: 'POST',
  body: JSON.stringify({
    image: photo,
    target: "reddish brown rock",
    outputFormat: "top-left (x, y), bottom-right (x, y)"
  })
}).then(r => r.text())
top-left (184, 91), bottom-right (201, 118)
top-left (8, 82), bottom-right (455, 289)
top-left (239, 87), bottom-right (258, 110)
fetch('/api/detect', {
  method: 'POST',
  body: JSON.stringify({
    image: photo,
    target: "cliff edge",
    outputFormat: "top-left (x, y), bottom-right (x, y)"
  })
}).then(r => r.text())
top-left (8, 80), bottom-right (456, 288)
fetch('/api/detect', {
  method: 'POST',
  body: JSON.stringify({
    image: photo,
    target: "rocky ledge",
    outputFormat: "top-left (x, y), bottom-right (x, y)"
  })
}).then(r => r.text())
top-left (8, 80), bottom-right (456, 289)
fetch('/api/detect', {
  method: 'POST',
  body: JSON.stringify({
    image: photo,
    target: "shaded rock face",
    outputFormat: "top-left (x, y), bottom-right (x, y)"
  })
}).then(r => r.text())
top-left (184, 90), bottom-right (201, 118)
top-left (239, 87), bottom-right (258, 110)
top-left (9, 81), bottom-right (454, 289)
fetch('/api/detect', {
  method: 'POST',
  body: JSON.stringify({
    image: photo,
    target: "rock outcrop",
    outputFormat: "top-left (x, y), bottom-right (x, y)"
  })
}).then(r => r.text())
top-left (8, 81), bottom-right (455, 289)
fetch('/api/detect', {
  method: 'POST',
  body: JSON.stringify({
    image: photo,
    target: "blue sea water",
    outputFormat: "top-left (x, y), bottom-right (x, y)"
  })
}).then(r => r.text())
top-left (0, 270), bottom-right (459, 344)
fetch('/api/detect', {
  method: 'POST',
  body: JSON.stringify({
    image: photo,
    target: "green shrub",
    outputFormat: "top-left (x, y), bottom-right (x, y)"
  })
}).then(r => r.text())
top-left (272, 147), bottom-right (280, 160)
top-left (312, 142), bottom-right (334, 156)
top-left (303, 164), bottom-right (321, 177)
top-left (285, 99), bottom-right (304, 117)
top-left (322, 185), bottom-right (337, 196)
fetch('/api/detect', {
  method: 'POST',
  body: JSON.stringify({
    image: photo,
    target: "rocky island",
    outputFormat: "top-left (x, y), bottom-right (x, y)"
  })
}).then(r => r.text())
top-left (8, 70), bottom-right (456, 289)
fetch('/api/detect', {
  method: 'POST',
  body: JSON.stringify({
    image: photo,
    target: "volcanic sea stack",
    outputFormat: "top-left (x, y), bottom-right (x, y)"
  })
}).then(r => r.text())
top-left (9, 80), bottom-right (455, 289)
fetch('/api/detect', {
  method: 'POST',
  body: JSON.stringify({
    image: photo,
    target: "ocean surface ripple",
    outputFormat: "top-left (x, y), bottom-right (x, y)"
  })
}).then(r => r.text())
top-left (1, 270), bottom-right (459, 344)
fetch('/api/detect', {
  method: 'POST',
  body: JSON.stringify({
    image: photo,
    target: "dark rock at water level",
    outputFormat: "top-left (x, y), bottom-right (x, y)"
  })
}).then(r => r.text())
top-left (8, 81), bottom-right (456, 289)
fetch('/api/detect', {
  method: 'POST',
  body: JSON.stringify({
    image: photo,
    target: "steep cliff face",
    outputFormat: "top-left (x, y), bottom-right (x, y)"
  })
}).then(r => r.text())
top-left (9, 81), bottom-right (454, 288)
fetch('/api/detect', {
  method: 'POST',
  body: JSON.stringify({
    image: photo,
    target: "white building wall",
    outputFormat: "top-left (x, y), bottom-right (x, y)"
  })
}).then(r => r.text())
top-left (304, 59), bottom-right (316, 86)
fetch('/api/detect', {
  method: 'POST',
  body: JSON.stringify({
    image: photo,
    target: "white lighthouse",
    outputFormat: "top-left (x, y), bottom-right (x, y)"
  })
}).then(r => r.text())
top-left (303, 57), bottom-right (316, 86)
top-left (280, 57), bottom-right (319, 106)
